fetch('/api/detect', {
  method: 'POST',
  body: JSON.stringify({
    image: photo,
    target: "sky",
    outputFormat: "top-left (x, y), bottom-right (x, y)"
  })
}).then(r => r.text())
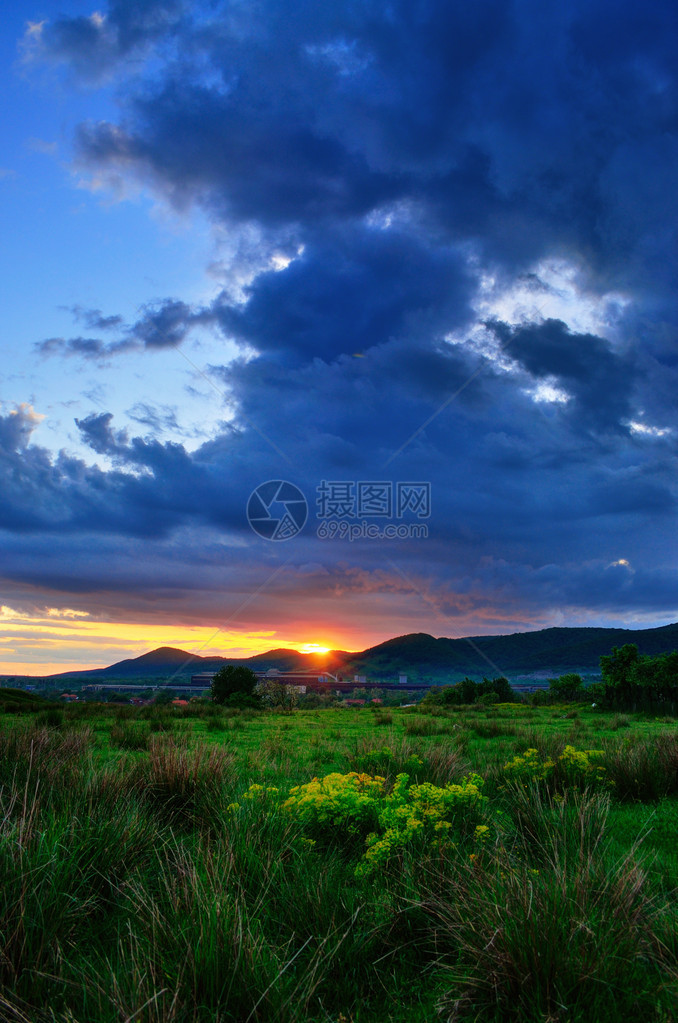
top-left (1, 0), bottom-right (677, 675)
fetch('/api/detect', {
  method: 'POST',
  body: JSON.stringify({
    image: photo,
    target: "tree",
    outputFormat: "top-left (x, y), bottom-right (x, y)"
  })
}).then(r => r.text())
top-left (634, 651), bottom-right (678, 702)
top-left (600, 644), bottom-right (639, 689)
top-left (600, 644), bottom-right (640, 706)
top-left (154, 688), bottom-right (177, 705)
top-left (210, 665), bottom-right (260, 706)
top-left (600, 647), bottom-right (678, 708)
top-left (255, 679), bottom-right (299, 711)
top-left (433, 678), bottom-right (479, 705)
top-left (548, 673), bottom-right (584, 701)
top-left (480, 676), bottom-right (515, 702)
top-left (458, 677), bottom-right (479, 704)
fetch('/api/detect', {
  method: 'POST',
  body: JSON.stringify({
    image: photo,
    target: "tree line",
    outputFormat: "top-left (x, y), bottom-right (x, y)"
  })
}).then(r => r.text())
top-left (209, 645), bottom-right (678, 712)
top-left (598, 644), bottom-right (678, 709)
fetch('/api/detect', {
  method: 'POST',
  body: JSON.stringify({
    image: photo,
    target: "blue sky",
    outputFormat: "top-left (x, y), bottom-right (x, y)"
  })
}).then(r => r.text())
top-left (1, 0), bottom-right (677, 673)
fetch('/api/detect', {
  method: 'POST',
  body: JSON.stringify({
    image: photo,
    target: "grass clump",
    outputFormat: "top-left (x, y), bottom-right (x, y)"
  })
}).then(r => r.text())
top-left (145, 736), bottom-right (236, 826)
top-left (602, 732), bottom-right (678, 801)
top-left (110, 720), bottom-right (150, 751)
top-left (431, 792), bottom-right (675, 1023)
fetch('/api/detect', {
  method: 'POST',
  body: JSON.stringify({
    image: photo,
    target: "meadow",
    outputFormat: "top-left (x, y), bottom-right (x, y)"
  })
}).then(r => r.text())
top-left (0, 697), bottom-right (676, 1022)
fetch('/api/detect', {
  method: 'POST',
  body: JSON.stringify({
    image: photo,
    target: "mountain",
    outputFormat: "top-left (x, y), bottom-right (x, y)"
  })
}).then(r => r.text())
top-left (49, 645), bottom-right (350, 681)
top-left (339, 623), bottom-right (678, 679)
top-left (22, 621), bottom-right (678, 683)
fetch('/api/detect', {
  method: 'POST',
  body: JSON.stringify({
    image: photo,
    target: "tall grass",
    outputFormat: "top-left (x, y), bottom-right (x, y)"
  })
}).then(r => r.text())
top-left (0, 707), bottom-right (676, 1021)
top-left (603, 732), bottom-right (678, 801)
top-left (0, 725), bottom-right (92, 806)
top-left (145, 736), bottom-right (236, 826)
top-left (404, 715), bottom-right (459, 736)
top-left (423, 790), bottom-right (675, 1022)
top-left (110, 719), bottom-right (150, 750)
top-left (346, 735), bottom-right (470, 785)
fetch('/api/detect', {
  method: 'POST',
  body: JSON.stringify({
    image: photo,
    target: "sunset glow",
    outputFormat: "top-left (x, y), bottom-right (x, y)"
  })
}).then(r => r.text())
top-left (0, 605), bottom-right (350, 676)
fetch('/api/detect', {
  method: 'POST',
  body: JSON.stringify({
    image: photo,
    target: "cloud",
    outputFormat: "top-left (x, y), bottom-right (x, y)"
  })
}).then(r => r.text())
top-left (487, 318), bottom-right (638, 431)
top-left (35, 336), bottom-right (135, 359)
top-left (12, 0), bottom-right (678, 639)
top-left (22, 0), bottom-right (185, 84)
top-left (129, 298), bottom-right (197, 349)
top-left (216, 228), bottom-right (474, 363)
top-left (35, 299), bottom-right (200, 360)
top-left (0, 404), bottom-right (45, 451)
top-left (126, 402), bottom-right (180, 434)
top-left (68, 306), bottom-right (124, 331)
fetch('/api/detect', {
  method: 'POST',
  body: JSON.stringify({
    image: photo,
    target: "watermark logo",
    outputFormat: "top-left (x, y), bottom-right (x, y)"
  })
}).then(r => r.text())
top-left (246, 480), bottom-right (308, 541)
top-left (316, 480), bottom-right (431, 542)
top-left (247, 479), bottom-right (430, 542)
top-left (317, 481), bottom-right (430, 520)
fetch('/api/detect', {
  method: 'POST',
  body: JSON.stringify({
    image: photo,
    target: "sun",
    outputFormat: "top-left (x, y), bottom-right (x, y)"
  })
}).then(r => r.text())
top-left (299, 643), bottom-right (331, 655)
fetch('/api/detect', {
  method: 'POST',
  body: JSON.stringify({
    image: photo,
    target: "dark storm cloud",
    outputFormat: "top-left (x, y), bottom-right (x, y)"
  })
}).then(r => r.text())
top-left (0, 407), bottom-right (244, 539)
top-left (217, 229), bottom-right (474, 362)
top-left (488, 318), bottom-right (638, 430)
top-left (129, 299), bottom-right (198, 349)
top-left (1, 380), bottom-right (676, 626)
top-left (61, 1), bottom-right (678, 289)
top-left (17, 0), bottom-right (678, 629)
top-left (74, 412), bottom-right (128, 458)
top-left (76, 90), bottom-right (399, 226)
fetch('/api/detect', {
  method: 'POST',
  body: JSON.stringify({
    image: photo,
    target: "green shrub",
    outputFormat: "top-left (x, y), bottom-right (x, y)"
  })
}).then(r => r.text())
top-left (205, 716), bottom-right (226, 732)
top-left (146, 712), bottom-right (175, 733)
top-left (472, 719), bottom-right (518, 738)
top-left (34, 708), bottom-right (64, 729)
top-left (350, 744), bottom-right (426, 780)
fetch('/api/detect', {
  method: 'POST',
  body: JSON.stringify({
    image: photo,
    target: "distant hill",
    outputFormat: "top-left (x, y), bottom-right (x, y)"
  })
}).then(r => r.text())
top-left (49, 645), bottom-right (351, 682)
top-left (13, 621), bottom-right (678, 684)
top-left (0, 688), bottom-right (51, 708)
top-left (340, 623), bottom-right (678, 680)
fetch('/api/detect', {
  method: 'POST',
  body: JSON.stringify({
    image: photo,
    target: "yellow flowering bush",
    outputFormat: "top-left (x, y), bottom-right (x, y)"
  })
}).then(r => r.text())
top-left (284, 769), bottom-right (488, 875)
top-left (558, 745), bottom-right (608, 787)
top-left (357, 772), bottom-right (488, 876)
top-left (227, 784), bottom-right (281, 815)
top-left (503, 746), bottom-right (610, 790)
top-left (283, 772), bottom-right (385, 842)
top-left (504, 748), bottom-right (555, 782)
top-left (242, 783), bottom-right (280, 799)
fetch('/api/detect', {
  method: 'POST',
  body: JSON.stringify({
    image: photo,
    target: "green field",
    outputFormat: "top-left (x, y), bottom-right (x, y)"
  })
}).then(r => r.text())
top-left (0, 699), bottom-right (677, 1022)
